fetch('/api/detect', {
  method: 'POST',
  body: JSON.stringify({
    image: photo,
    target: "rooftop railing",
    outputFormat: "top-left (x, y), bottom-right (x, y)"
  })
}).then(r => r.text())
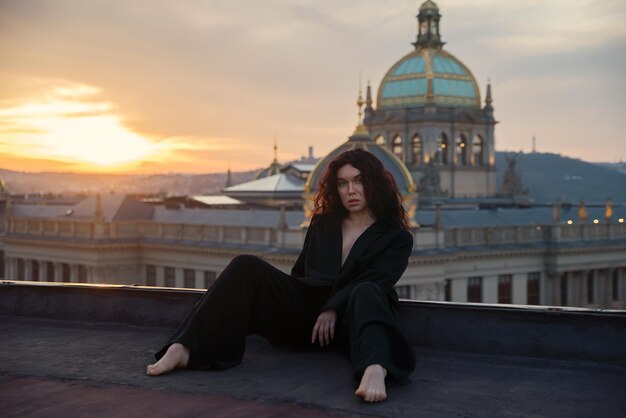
top-left (4, 216), bottom-right (626, 251)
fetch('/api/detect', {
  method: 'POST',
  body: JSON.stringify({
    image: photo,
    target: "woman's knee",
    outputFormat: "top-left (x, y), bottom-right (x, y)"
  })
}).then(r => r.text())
top-left (216, 254), bottom-right (261, 285)
top-left (349, 282), bottom-right (384, 302)
top-left (227, 254), bottom-right (262, 274)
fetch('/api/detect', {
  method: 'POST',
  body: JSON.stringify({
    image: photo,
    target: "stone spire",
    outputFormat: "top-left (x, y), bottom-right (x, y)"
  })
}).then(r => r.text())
top-left (483, 80), bottom-right (494, 118)
top-left (272, 140), bottom-right (278, 164)
top-left (364, 80), bottom-right (374, 122)
top-left (269, 140), bottom-right (281, 174)
top-left (225, 165), bottom-right (233, 189)
top-left (413, 1), bottom-right (444, 50)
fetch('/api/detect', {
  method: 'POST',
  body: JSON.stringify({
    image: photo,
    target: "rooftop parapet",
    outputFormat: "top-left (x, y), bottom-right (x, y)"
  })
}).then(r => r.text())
top-left (1, 281), bottom-right (624, 364)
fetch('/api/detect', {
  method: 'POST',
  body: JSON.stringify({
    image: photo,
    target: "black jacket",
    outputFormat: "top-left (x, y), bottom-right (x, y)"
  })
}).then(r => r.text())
top-left (291, 213), bottom-right (413, 315)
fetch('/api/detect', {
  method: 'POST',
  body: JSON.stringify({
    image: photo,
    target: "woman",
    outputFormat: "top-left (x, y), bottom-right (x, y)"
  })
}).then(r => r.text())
top-left (147, 148), bottom-right (415, 403)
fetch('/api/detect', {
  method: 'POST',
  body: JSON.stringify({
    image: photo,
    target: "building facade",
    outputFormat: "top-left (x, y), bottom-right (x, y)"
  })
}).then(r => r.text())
top-left (1, 193), bottom-right (625, 310)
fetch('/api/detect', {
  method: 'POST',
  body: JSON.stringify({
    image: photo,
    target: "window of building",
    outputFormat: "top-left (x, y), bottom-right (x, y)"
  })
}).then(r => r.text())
top-left (473, 135), bottom-right (484, 165)
top-left (498, 274), bottom-right (512, 304)
top-left (31, 261), bottom-right (40, 282)
top-left (62, 263), bottom-right (70, 282)
top-left (444, 279), bottom-right (451, 302)
top-left (395, 285), bottom-right (411, 299)
top-left (586, 271), bottom-right (594, 304)
top-left (435, 134), bottom-right (448, 164)
top-left (612, 270), bottom-right (619, 302)
top-left (204, 271), bottom-right (217, 289)
top-left (527, 272), bottom-right (540, 305)
top-left (78, 265), bottom-right (88, 283)
top-left (146, 265), bottom-right (156, 287)
top-left (17, 259), bottom-right (25, 280)
top-left (392, 135), bottom-right (403, 160)
top-left (375, 135), bottom-right (386, 146)
top-left (560, 272), bottom-right (568, 306)
top-left (455, 135), bottom-right (468, 165)
top-left (164, 267), bottom-right (176, 288)
top-left (184, 269), bottom-right (196, 288)
top-left (46, 262), bottom-right (55, 282)
top-left (467, 277), bottom-right (482, 303)
top-left (412, 135), bottom-right (422, 165)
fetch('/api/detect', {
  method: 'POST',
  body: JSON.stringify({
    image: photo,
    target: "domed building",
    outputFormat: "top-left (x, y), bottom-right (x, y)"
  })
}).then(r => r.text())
top-left (364, 0), bottom-right (496, 199)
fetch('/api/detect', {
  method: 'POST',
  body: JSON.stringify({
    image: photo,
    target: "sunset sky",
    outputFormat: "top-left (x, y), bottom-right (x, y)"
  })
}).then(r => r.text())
top-left (1, 0), bottom-right (624, 174)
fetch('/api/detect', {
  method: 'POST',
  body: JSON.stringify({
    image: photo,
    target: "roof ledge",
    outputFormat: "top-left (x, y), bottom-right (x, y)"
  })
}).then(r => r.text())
top-left (1, 281), bottom-right (624, 364)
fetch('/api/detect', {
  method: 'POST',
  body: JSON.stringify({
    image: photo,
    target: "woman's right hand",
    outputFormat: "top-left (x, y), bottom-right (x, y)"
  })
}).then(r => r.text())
top-left (311, 309), bottom-right (337, 347)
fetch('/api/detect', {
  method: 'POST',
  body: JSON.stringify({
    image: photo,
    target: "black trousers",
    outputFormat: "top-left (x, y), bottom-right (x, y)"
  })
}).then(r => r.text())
top-left (156, 255), bottom-right (415, 381)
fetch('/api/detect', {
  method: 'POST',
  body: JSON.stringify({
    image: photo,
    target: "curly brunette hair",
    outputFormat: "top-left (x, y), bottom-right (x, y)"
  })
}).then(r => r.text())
top-left (311, 148), bottom-right (410, 230)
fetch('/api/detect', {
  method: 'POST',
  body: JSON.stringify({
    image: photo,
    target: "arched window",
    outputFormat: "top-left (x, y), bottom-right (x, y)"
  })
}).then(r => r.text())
top-left (392, 135), bottom-right (403, 160)
top-left (411, 135), bottom-right (423, 165)
top-left (473, 135), bottom-right (484, 166)
top-left (375, 135), bottom-right (386, 146)
top-left (455, 134), bottom-right (468, 165)
top-left (435, 133), bottom-right (448, 164)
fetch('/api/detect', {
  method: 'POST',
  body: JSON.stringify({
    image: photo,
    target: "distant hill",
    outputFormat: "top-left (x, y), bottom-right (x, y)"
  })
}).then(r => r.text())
top-left (3, 152), bottom-right (624, 203)
top-left (495, 152), bottom-right (626, 204)
top-left (0, 168), bottom-right (259, 196)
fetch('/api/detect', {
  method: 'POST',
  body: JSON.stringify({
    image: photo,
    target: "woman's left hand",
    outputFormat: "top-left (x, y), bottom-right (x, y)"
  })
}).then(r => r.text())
top-left (311, 309), bottom-right (337, 347)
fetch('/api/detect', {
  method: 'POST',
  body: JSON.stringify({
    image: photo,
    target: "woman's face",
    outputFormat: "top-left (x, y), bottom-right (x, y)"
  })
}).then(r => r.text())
top-left (336, 163), bottom-right (369, 214)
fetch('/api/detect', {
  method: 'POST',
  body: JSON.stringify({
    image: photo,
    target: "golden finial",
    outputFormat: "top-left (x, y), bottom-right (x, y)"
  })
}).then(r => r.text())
top-left (356, 76), bottom-right (365, 125)
top-left (351, 73), bottom-right (369, 136)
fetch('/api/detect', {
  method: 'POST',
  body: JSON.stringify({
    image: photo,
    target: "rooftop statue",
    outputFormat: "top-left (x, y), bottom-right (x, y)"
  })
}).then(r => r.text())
top-left (605, 197), bottom-right (613, 222)
top-left (578, 198), bottom-right (588, 223)
top-left (418, 159), bottom-right (446, 199)
top-left (499, 154), bottom-right (528, 197)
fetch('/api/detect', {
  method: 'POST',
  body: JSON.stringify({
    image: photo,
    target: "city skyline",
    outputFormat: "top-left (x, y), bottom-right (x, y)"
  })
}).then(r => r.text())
top-left (1, 0), bottom-right (624, 174)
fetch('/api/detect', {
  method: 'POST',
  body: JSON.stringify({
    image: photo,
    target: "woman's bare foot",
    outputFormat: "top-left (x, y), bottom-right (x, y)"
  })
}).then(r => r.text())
top-left (355, 364), bottom-right (387, 402)
top-left (146, 343), bottom-right (190, 376)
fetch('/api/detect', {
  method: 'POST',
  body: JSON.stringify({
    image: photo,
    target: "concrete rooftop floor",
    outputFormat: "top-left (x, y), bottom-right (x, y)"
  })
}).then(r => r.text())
top-left (1, 316), bottom-right (625, 418)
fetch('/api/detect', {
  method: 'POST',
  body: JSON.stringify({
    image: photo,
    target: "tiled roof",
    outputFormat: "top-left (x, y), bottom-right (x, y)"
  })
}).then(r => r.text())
top-left (189, 195), bottom-right (244, 206)
top-left (224, 173), bottom-right (305, 193)
top-left (65, 195), bottom-right (154, 221)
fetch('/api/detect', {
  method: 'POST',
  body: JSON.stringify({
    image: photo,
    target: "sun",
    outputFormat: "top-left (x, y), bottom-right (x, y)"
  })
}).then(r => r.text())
top-left (0, 83), bottom-right (159, 171)
top-left (42, 113), bottom-right (155, 167)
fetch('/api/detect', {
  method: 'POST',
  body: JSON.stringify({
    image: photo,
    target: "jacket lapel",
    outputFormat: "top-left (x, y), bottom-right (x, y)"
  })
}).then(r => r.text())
top-left (337, 221), bottom-right (386, 281)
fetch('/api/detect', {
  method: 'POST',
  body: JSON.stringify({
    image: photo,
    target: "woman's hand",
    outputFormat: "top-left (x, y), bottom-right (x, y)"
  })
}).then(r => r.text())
top-left (311, 309), bottom-right (337, 347)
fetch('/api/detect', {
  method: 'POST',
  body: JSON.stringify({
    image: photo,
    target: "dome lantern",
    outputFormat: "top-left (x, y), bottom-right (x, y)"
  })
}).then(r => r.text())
top-left (413, 1), bottom-right (444, 50)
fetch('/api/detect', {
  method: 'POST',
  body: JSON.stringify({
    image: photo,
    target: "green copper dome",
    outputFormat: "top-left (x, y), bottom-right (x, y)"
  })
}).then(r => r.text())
top-left (377, 49), bottom-right (480, 109)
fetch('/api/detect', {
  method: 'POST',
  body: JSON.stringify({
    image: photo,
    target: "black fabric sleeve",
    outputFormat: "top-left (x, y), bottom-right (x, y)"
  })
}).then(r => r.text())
top-left (290, 215), bottom-right (318, 278)
top-left (321, 229), bottom-right (413, 314)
